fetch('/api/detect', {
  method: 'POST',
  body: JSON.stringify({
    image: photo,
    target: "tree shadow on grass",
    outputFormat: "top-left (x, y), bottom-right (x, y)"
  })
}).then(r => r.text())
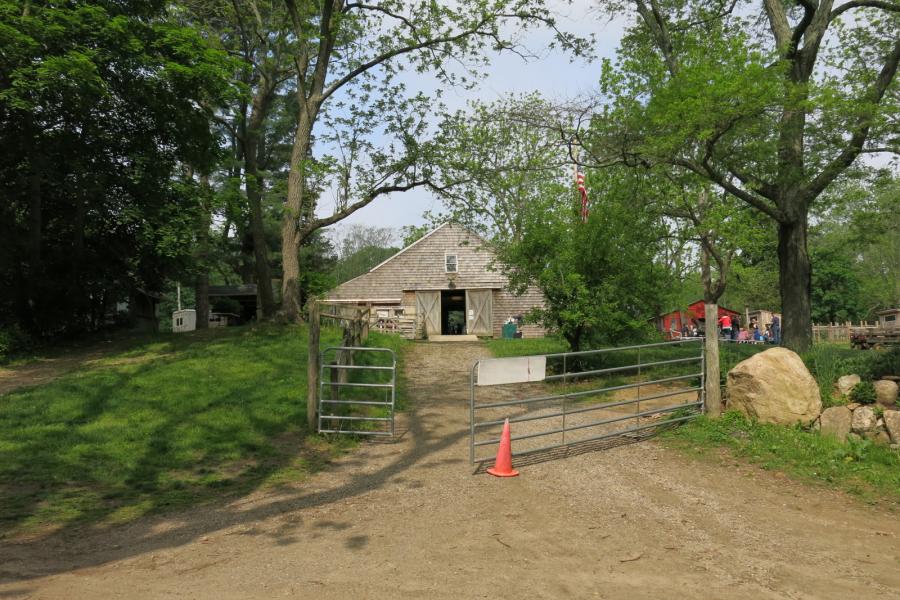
top-left (0, 334), bottom-right (470, 585)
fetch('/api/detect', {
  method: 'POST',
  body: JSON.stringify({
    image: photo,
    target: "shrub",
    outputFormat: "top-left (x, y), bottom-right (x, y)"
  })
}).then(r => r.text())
top-left (802, 344), bottom-right (858, 407)
top-left (848, 381), bottom-right (877, 405)
top-left (866, 347), bottom-right (900, 380)
top-left (0, 325), bottom-right (33, 363)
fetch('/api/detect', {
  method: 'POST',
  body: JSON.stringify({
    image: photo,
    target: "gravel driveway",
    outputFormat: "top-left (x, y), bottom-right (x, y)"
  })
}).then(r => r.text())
top-left (1, 341), bottom-right (898, 599)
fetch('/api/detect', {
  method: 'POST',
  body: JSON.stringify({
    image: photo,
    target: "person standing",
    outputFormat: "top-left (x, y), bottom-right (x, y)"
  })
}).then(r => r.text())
top-left (731, 315), bottom-right (741, 340)
top-left (717, 313), bottom-right (732, 339)
top-left (771, 314), bottom-right (781, 344)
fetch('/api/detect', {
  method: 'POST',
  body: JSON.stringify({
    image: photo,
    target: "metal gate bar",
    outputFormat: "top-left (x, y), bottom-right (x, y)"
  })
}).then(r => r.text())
top-left (473, 386), bottom-right (703, 429)
top-left (470, 339), bottom-right (704, 464)
top-left (318, 346), bottom-right (396, 436)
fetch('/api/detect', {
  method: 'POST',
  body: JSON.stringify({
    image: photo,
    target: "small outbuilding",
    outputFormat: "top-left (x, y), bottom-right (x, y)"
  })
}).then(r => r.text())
top-left (876, 307), bottom-right (899, 329)
top-left (325, 223), bottom-right (546, 338)
top-left (746, 308), bottom-right (782, 331)
top-left (208, 284), bottom-right (258, 322)
top-left (655, 300), bottom-right (741, 338)
top-left (172, 309), bottom-right (197, 332)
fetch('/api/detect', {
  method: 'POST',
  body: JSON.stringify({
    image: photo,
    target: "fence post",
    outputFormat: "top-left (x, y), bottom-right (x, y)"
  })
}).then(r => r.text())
top-left (704, 302), bottom-right (722, 418)
top-left (307, 300), bottom-right (320, 432)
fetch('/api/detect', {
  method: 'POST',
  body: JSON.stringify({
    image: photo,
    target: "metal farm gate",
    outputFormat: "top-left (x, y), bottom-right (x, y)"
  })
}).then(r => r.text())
top-left (317, 346), bottom-right (397, 436)
top-left (469, 340), bottom-right (705, 464)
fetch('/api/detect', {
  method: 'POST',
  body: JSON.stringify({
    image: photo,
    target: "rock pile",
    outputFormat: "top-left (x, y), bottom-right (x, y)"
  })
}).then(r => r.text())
top-left (818, 403), bottom-right (899, 446)
top-left (824, 373), bottom-right (899, 446)
top-left (724, 352), bottom-right (899, 446)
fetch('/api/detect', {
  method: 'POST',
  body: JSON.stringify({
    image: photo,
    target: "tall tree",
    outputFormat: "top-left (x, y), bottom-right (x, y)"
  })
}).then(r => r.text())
top-left (0, 1), bottom-right (232, 335)
top-left (185, 0), bottom-right (295, 318)
top-left (500, 165), bottom-right (672, 351)
top-left (828, 172), bottom-right (900, 315)
top-left (592, 0), bottom-right (900, 351)
top-left (276, 0), bottom-right (589, 320)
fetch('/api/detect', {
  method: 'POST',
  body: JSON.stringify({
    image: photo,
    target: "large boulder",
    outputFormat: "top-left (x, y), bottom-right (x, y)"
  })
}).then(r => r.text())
top-left (836, 374), bottom-right (861, 397)
top-left (725, 347), bottom-right (822, 426)
top-left (851, 405), bottom-right (877, 434)
top-left (884, 410), bottom-right (900, 444)
top-left (874, 380), bottom-right (898, 407)
top-left (819, 406), bottom-right (852, 442)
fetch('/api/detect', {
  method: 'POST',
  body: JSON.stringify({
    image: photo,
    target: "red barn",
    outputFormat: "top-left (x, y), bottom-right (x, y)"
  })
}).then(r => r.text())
top-left (655, 300), bottom-right (741, 339)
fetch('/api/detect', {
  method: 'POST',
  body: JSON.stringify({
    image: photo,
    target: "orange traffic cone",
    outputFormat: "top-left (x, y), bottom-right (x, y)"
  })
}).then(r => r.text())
top-left (487, 418), bottom-right (519, 477)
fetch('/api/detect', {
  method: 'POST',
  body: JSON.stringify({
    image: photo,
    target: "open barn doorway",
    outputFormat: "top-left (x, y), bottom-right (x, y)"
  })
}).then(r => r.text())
top-left (441, 290), bottom-right (467, 335)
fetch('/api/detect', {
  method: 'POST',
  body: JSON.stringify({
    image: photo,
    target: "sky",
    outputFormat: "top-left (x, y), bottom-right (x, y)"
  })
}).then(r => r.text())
top-left (318, 3), bottom-right (630, 239)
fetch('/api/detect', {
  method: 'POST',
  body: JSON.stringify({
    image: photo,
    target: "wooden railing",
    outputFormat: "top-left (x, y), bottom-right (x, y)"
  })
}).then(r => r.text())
top-left (318, 302), bottom-right (370, 346)
top-left (812, 321), bottom-right (878, 343)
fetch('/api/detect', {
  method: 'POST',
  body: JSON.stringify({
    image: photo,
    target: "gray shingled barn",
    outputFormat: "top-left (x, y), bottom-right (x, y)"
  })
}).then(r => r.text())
top-left (325, 223), bottom-right (546, 338)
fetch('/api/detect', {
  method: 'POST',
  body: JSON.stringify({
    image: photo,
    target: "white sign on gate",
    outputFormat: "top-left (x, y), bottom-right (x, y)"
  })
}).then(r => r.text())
top-left (476, 356), bottom-right (547, 386)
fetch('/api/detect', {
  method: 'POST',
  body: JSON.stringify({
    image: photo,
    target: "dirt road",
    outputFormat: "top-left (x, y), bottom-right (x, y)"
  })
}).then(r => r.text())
top-left (1, 342), bottom-right (898, 599)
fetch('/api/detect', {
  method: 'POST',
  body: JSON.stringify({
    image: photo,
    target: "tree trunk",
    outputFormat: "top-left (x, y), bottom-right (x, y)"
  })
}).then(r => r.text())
top-left (280, 108), bottom-right (316, 322)
top-left (281, 224), bottom-right (303, 320)
top-left (246, 172), bottom-right (275, 319)
top-left (239, 229), bottom-right (255, 284)
top-left (244, 79), bottom-right (277, 319)
top-left (196, 273), bottom-right (210, 329)
top-left (27, 168), bottom-right (41, 270)
top-left (777, 217), bottom-right (813, 352)
top-left (194, 175), bottom-right (212, 329)
top-left (703, 302), bottom-right (722, 417)
top-left (22, 160), bottom-right (42, 333)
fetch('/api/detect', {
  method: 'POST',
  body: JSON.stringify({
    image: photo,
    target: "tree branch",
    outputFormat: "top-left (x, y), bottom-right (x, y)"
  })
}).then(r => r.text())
top-left (806, 37), bottom-right (900, 199)
top-left (674, 158), bottom-right (783, 220)
top-left (788, 0), bottom-right (817, 57)
top-left (763, 0), bottom-right (792, 54)
top-left (318, 16), bottom-right (494, 104)
top-left (830, 0), bottom-right (900, 21)
top-left (633, 0), bottom-right (679, 75)
top-left (300, 179), bottom-right (433, 238)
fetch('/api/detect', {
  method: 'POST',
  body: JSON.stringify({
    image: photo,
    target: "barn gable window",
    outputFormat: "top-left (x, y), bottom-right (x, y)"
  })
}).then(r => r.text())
top-left (445, 253), bottom-right (458, 273)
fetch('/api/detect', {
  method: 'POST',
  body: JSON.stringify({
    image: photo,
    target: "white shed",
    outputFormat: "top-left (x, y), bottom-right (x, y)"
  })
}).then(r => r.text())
top-left (877, 307), bottom-right (899, 329)
top-left (172, 309), bottom-right (197, 333)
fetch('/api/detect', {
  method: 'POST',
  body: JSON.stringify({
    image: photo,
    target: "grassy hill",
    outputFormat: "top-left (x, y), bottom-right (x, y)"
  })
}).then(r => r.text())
top-left (0, 324), bottom-right (406, 537)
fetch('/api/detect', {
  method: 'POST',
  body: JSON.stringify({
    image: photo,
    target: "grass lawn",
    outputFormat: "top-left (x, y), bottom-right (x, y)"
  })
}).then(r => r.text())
top-left (0, 324), bottom-right (407, 537)
top-left (662, 412), bottom-right (900, 506)
top-left (486, 336), bottom-right (569, 358)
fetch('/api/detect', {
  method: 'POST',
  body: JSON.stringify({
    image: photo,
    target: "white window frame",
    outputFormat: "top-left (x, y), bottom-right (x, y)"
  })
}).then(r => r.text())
top-left (445, 253), bottom-right (458, 273)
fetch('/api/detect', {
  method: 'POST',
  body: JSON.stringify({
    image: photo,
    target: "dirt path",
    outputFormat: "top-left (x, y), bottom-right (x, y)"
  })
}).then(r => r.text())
top-left (2, 342), bottom-right (899, 599)
top-left (0, 337), bottom-right (169, 396)
top-left (0, 350), bottom-right (108, 396)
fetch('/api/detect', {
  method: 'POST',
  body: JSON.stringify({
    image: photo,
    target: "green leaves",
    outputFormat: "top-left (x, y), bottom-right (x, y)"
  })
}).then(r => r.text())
top-left (0, 0), bottom-right (235, 335)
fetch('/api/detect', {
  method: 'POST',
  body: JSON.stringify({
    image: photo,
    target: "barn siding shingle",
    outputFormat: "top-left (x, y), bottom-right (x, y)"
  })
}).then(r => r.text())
top-left (326, 223), bottom-right (547, 338)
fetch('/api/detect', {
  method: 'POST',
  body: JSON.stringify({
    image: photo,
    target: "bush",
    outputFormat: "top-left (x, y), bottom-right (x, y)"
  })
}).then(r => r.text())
top-left (802, 344), bottom-right (858, 407)
top-left (0, 325), bottom-right (33, 363)
top-left (866, 347), bottom-right (900, 379)
top-left (848, 381), bottom-right (877, 405)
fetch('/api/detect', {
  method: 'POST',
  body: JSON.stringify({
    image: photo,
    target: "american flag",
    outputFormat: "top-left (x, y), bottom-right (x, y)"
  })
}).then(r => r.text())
top-left (575, 166), bottom-right (588, 223)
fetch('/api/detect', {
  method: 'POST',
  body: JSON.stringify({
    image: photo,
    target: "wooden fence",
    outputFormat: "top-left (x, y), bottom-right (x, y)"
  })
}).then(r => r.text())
top-left (812, 321), bottom-right (877, 343)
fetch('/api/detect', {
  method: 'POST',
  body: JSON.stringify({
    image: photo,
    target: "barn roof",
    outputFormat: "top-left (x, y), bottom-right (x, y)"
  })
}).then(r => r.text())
top-left (326, 222), bottom-right (508, 301)
top-left (659, 300), bottom-right (740, 320)
top-left (366, 222), bottom-right (455, 273)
